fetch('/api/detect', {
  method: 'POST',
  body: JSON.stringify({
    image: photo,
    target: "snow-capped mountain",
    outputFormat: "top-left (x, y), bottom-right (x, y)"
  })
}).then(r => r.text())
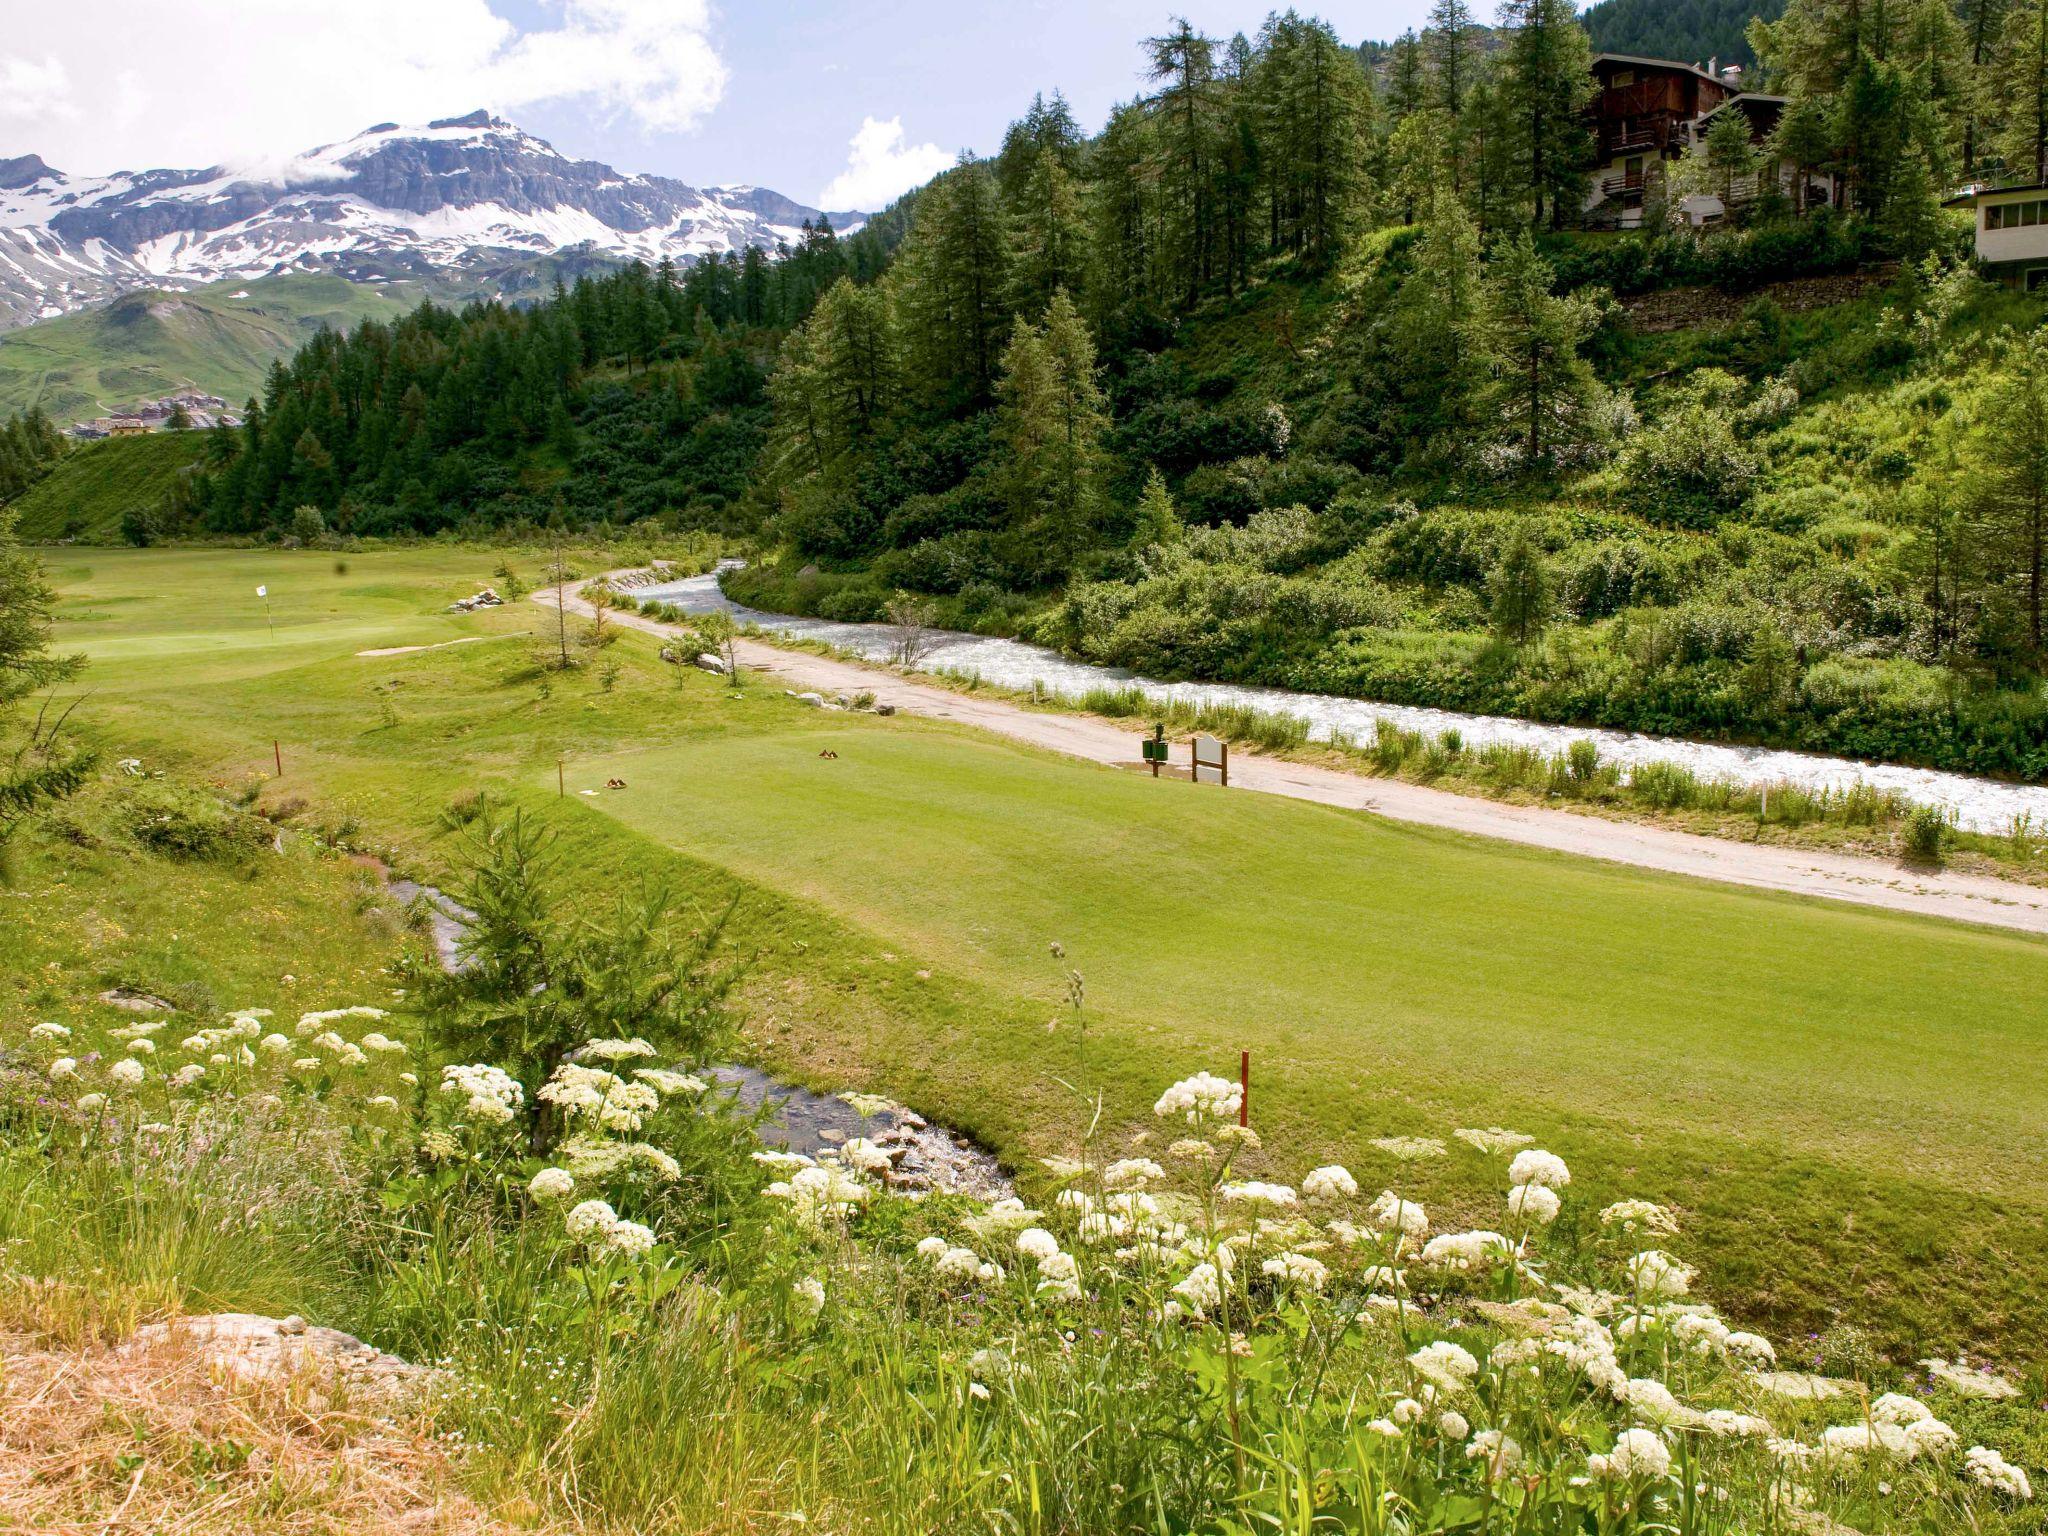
top-left (0, 111), bottom-right (866, 330)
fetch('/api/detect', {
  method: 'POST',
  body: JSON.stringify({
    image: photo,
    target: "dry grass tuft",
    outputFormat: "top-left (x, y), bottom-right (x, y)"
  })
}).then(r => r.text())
top-left (0, 1306), bottom-right (555, 1535)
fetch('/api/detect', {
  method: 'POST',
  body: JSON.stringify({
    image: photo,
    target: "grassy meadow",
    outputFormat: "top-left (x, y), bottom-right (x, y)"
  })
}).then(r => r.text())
top-left (9, 544), bottom-right (2048, 1373)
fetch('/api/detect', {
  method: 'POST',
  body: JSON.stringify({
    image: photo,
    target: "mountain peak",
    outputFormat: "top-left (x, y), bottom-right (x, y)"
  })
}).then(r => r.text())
top-left (427, 109), bottom-right (512, 132)
top-left (0, 121), bottom-right (869, 331)
top-left (0, 154), bottom-right (54, 190)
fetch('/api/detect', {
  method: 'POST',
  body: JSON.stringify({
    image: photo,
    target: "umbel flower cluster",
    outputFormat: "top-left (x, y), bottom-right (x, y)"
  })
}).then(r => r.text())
top-left (16, 1007), bottom-right (2040, 1533)
top-left (748, 1068), bottom-right (2038, 1530)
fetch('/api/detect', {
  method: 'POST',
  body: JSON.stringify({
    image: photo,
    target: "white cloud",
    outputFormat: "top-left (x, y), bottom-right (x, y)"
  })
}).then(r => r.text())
top-left (0, 0), bottom-right (727, 175)
top-left (818, 117), bottom-right (953, 212)
top-left (0, 54), bottom-right (77, 123)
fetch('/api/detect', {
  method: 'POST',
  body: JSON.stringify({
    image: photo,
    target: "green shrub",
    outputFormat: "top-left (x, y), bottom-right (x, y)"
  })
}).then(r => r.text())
top-left (1900, 803), bottom-right (1948, 863)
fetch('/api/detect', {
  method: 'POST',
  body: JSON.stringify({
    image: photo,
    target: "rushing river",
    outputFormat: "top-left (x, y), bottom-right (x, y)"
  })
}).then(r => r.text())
top-left (633, 568), bottom-right (2048, 836)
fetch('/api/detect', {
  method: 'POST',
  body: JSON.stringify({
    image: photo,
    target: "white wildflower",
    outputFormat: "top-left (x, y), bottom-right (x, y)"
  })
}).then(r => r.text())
top-left (792, 1276), bottom-right (826, 1316)
top-left (605, 1220), bottom-right (657, 1257)
top-left (1453, 1127), bottom-right (1533, 1154)
top-left (580, 1037), bottom-right (656, 1061)
top-left (1016, 1228), bottom-right (1061, 1262)
top-left (1625, 1249), bottom-right (1693, 1299)
top-left (1152, 1071), bottom-right (1242, 1124)
top-left (529, 1168), bottom-right (575, 1201)
top-left (1922, 1358), bottom-right (2020, 1400)
top-left (1260, 1252), bottom-right (1329, 1291)
top-left (1964, 1446), bottom-right (2032, 1500)
top-left (1467, 1430), bottom-right (1523, 1478)
top-left (1507, 1149), bottom-right (1570, 1189)
top-left (1419, 1230), bottom-right (1511, 1271)
top-left (1368, 1191), bottom-right (1428, 1236)
top-left (633, 1067), bottom-right (708, 1096)
top-left (1104, 1157), bottom-right (1165, 1187)
top-left (1301, 1164), bottom-right (1358, 1202)
top-left (1600, 1199), bottom-right (1678, 1236)
top-left (1871, 1392), bottom-right (1932, 1427)
top-left (1435, 1409), bottom-right (1469, 1439)
top-left (48, 1057), bottom-right (77, 1080)
top-left (29, 1022), bottom-right (70, 1041)
top-left (1372, 1136), bottom-right (1446, 1161)
top-left (1408, 1341), bottom-right (1479, 1392)
top-left (564, 1199), bottom-right (619, 1239)
top-left (108, 1057), bottom-right (145, 1088)
top-left (1171, 1263), bottom-right (1223, 1315)
top-left (1507, 1184), bottom-right (1561, 1224)
top-left (1220, 1180), bottom-right (1297, 1208)
top-left (1600, 1428), bottom-right (1672, 1480)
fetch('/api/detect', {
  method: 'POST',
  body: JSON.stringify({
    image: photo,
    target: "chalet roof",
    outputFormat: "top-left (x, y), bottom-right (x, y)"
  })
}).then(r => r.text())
top-left (1591, 53), bottom-right (1735, 89)
top-left (1943, 182), bottom-right (2048, 207)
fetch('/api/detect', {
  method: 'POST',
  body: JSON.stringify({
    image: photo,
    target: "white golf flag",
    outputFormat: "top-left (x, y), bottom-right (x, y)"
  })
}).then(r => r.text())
top-left (256, 585), bottom-right (267, 597)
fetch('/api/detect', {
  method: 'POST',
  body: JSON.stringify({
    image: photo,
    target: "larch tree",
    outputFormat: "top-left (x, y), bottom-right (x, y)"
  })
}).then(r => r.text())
top-left (1995, 0), bottom-right (2048, 183)
top-left (0, 500), bottom-right (92, 866)
top-left (1393, 190), bottom-right (1497, 470)
top-left (998, 291), bottom-right (1110, 563)
top-left (1485, 232), bottom-right (1606, 473)
top-left (1972, 333), bottom-right (2048, 657)
top-left (1146, 17), bottom-right (1221, 308)
top-left (1489, 523), bottom-right (1553, 646)
top-left (1501, 0), bottom-right (1596, 228)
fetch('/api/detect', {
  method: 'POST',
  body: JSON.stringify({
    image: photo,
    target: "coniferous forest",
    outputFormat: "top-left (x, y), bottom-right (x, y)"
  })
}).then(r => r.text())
top-left (92, 0), bottom-right (2048, 777)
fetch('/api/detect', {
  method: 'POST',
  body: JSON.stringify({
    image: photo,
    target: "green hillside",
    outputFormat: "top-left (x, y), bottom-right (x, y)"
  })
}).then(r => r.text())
top-left (9, 431), bottom-right (209, 542)
top-left (0, 273), bottom-right (410, 424)
top-left (1579, 0), bottom-right (1783, 67)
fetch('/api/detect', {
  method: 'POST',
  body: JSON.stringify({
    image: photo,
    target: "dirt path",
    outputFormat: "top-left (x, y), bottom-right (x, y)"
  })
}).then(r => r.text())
top-left (540, 582), bottom-right (2048, 937)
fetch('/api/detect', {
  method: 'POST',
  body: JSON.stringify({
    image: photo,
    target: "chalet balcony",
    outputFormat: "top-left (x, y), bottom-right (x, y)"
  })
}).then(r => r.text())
top-left (1599, 172), bottom-right (1648, 200)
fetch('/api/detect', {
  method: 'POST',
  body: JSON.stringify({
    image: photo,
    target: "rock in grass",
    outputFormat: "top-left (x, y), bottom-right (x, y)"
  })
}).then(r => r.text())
top-left (122, 1314), bottom-right (428, 1403)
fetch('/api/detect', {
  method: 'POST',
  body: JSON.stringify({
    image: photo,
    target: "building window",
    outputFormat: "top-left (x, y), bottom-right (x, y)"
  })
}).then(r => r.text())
top-left (1612, 69), bottom-right (1634, 87)
top-left (1988, 199), bottom-right (2048, 230)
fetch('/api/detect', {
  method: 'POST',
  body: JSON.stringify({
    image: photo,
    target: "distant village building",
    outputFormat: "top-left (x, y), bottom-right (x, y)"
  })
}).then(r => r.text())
top-left (1581, 54), bottom-right (1835, 230)
top-left (1942, 185), bottom-right (2048, 288)
top-left (107, 416), bottom-right (148, 437)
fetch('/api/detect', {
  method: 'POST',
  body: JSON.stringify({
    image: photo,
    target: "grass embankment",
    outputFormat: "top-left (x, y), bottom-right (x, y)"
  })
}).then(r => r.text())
top-left (9, 431), bottom-right (209, 542)
top-left (17, 545), bottom-right (2048, 1365)
top-left (0, 273), bottom-right (406, 424)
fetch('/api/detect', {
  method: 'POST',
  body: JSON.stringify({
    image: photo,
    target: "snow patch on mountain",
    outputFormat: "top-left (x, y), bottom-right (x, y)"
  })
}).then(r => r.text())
top-left (0, 111), bottom-right (866, 329)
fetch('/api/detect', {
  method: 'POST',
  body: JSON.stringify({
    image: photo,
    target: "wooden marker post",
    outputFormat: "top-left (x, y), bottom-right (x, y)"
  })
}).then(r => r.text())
top-left (273, 740), bottom-right (283, 777)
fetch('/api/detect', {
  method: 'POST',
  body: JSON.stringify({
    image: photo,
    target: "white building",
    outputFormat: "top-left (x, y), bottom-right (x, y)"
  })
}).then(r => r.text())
top-left (1943, 183), bottom-right (2048, 289)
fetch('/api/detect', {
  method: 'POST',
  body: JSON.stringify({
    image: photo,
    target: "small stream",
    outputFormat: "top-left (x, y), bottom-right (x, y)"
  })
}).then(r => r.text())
top-left (388, 877), bottom-right (1011, 1198)
top-left (628, 567), bottom-right (2048, 836)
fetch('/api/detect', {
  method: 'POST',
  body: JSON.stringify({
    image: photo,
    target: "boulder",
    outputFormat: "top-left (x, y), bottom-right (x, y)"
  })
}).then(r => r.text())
top-left (693, 652), bottom-right (731, 675)
top-left (122, 1313), bottom-right (429, 1402)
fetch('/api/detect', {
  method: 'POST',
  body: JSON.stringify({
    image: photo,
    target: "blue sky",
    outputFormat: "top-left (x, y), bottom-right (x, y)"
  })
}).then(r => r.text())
top-left (509, 1), bottom-right (1442, 206)
top-left (5, 2), bottom-right (1449, 211)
